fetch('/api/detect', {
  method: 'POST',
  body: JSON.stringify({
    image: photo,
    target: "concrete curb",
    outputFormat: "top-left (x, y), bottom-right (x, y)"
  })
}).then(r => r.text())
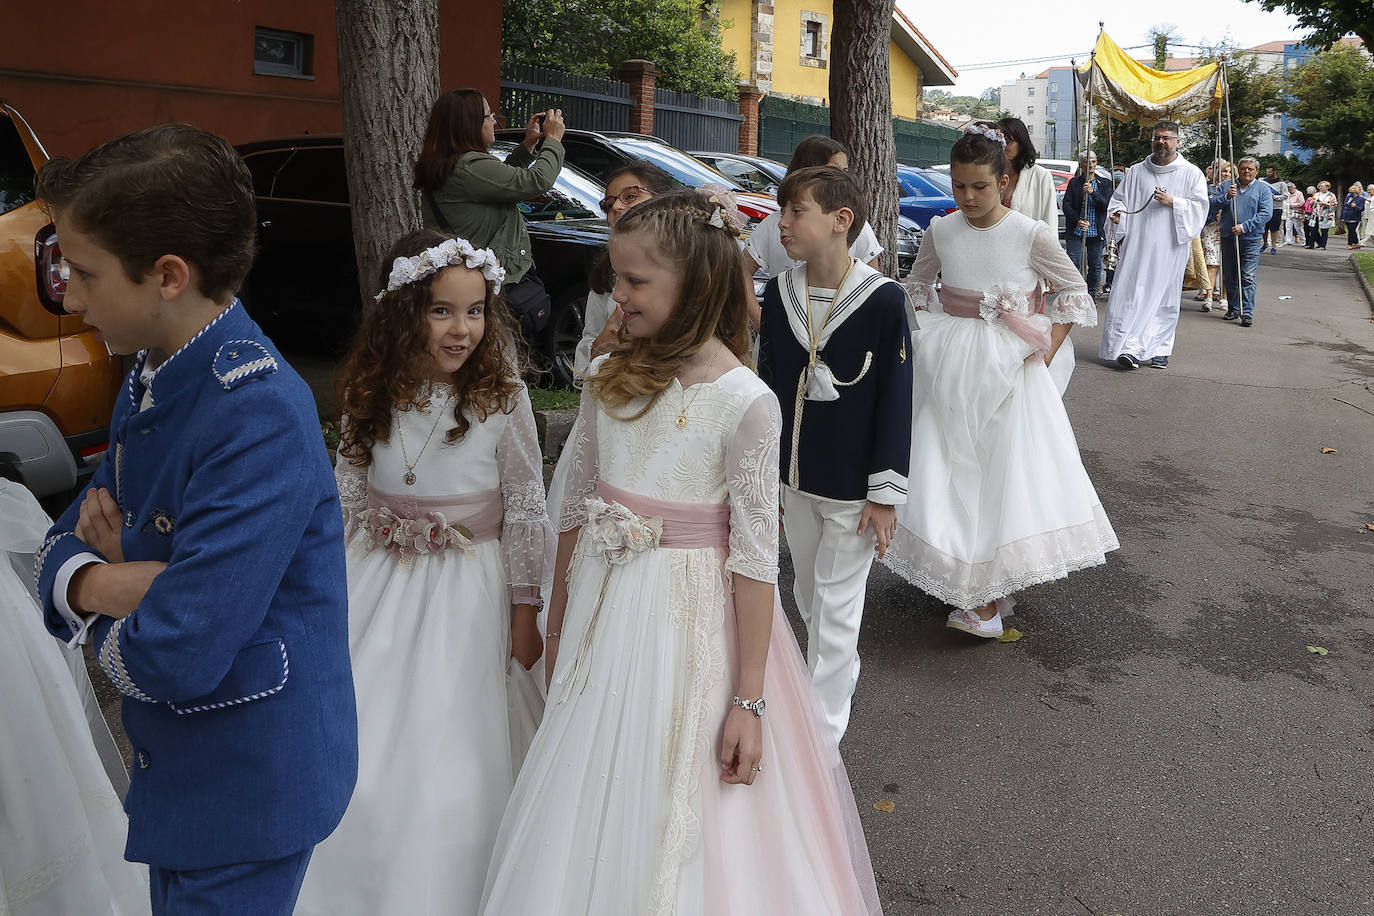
top-left (1349, 253), bottom-right (1374, 317)
top-left (533, 407), bottom-right (577, 462)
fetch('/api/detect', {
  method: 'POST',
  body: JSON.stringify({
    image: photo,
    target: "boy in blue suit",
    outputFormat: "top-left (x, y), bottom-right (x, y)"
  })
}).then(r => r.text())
top-left (33, 124), bottom-right (357, 915)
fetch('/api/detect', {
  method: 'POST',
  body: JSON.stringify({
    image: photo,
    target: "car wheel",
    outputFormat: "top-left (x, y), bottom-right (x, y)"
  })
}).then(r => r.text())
top-left (538, 285), bottom-right (587, 389)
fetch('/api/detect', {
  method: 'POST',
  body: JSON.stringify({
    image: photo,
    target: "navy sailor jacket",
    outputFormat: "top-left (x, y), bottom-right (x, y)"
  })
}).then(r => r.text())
top-left (757, 260), bottom-right (913, 504)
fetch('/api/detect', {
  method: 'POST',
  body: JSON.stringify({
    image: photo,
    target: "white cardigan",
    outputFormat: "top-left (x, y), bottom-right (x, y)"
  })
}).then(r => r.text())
top-left (1010, 163), bottom-right (1059, 231)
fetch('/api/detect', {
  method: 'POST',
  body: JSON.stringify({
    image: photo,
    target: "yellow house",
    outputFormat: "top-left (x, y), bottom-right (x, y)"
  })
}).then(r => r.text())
top-left (716, 2), bottom-right (956, 119)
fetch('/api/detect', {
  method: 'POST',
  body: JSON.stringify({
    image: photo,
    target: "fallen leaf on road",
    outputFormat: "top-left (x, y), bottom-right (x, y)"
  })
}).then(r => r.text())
top-left (1306, 645), bottom-right (1328, 656)
top-left (1320, 447), bottom-right (1337, 454)
top-left (873, 800), bottom-right (896, 813)
top-left (997, 628), bottom-right (1024, 643)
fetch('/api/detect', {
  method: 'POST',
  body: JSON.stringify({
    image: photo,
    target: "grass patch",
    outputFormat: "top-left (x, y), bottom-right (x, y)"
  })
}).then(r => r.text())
top-left (1354, 251), bottom-right (1374, 289)
top-left (529, 387), bottom-right (580, 412)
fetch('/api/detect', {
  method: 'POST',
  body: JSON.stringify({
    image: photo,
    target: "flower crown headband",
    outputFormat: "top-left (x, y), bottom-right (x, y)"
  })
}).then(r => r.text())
top-left (375, 237), bottom-right (506, 301)
top-left (963, 123), bottom-right (1007, 148)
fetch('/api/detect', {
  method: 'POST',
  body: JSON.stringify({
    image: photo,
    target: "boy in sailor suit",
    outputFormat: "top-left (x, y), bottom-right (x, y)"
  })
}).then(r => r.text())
top-left (757, 166), bottom-right (913, 743)
top-left (32, 124), bottom-right (357, 915)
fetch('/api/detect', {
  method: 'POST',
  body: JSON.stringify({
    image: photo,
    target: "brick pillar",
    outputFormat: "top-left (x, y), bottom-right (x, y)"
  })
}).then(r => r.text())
top-left (618, 59), bottom-right (659, 135)
top-left (738, 84), bottom-right (764, 156)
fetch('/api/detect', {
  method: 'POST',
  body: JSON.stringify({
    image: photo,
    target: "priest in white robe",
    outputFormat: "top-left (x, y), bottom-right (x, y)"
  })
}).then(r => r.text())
top-left (1098, 120), bottom-right (1209, 369)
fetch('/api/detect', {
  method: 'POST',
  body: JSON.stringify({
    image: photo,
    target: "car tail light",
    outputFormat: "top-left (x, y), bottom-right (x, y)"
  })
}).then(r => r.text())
top-left (736, 201), bottom-right (769, 222)
top-left (945, 207), bottom-right (959, 215)
top-left (35, 224), bottom-right (68, 316)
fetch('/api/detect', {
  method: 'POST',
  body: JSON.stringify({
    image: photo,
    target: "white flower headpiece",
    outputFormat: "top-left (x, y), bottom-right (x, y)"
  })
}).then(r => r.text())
top-left (963, 124), bottom-right (1007, 148)
top-left (374, 237), bottom-right (506, 301)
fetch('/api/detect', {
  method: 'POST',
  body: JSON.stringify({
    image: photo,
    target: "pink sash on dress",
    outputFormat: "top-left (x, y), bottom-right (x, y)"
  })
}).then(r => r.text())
top-left (939, 284), bottom-right (1052, 355)
top-left (595, 480), bottom-right (730, 549)
top-left (366, 484), bottom-right (504, 544)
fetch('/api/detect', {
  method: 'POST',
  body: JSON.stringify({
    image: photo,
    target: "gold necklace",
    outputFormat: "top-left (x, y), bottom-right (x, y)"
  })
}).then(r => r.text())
top-left (675, 344), bottom-right (722, 429)
top-left (395, 389), bottom-right (454, 485)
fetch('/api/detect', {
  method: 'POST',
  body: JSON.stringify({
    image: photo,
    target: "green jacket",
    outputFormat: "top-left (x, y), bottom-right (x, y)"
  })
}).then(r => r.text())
top-left (421, 138), bottom-right (565, 286)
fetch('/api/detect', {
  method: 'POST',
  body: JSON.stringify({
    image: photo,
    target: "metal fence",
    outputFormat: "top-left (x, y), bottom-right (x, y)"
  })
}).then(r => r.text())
top-left (653, 88), bottom-right (741, 152)
top-left (499, 64), bottom-right (631, 133)
top-left (758, 96), bottom-right (831, 164)
top-left (759, 96), bottom-right (960, 168)
top-left (893, 118), bottom-right (959, 168)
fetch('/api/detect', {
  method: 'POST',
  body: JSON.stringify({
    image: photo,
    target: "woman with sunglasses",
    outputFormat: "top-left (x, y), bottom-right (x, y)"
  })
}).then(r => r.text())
top-left (414, 89), bottom-right (566, 339)
top-left (576, 161), bottom-right (676, 375)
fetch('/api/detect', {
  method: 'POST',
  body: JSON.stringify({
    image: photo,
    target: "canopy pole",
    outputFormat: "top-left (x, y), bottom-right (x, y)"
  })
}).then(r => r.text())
top-left (1221, 56), bottom-right (1242, 300)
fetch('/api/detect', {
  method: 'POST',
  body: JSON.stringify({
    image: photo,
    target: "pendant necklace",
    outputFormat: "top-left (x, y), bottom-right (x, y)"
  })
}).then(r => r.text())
top-left (675, 344), bottom-right (722, 429)
top-left (396, 389), bottom-right (454, 485)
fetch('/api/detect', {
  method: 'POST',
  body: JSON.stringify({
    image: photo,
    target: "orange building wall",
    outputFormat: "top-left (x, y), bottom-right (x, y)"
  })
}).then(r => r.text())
top-left (0, 0), bottom-right (500, 157)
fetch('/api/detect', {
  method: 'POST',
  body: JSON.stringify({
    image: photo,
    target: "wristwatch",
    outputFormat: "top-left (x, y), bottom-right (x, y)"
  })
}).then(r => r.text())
top-left (732, 695), bottom-right (766, 718)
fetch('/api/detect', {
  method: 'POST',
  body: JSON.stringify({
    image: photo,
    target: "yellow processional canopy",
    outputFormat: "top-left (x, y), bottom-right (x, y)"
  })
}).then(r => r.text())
top-left (1081, 31), bottom-right (1224, 124)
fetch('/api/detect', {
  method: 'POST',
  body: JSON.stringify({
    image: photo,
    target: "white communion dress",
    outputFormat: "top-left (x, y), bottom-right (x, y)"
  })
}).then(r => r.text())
top-left (884, 210), bottom-right (1119, 609)
top-left (481, 359), bottom-right (883, 915)
top-left (295, 383), bottom-right (554, 916)
top-left (0, 480), bottom-right (150, 916)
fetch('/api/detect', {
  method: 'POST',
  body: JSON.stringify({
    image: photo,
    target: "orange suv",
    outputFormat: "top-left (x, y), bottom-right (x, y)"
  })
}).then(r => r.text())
top-left (0, 100), bottom-right (122, 498)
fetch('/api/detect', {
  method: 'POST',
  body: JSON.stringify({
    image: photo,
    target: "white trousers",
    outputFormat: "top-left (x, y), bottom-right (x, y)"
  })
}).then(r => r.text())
top-left (781, 487), bottom-right (876, 744)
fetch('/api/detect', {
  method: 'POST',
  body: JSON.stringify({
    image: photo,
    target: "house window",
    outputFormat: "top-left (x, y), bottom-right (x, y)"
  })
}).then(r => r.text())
top-left (254, 27), bottom-right (313, 78)
top-left (1049, 83), bottom-right (1058, 93)
top-left (1026, 124), bottom-right (1034, 135)
top-left (1027, 105), bottom-right (1035, 115)
top-left (799, 12), bottom-right (829, 68)
top-left (1049, 102), bottom-right (1057, 114)
top-left (1027, 86), bottom-right (1035, 96)
top-left (805, 21), bottom-right (822, 57)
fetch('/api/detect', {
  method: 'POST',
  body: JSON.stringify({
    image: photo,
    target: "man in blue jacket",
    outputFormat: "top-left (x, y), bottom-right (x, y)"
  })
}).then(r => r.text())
top-left (1062, 150), bottom-right (1113, 297)
top-left (1211, 156), bottom-right (1273, 327)
top-left (33, 123), bottom-right (357, 915)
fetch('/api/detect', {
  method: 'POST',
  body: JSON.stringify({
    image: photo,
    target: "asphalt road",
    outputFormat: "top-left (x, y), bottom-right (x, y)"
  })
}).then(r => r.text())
top-left (81, 244), bottom-right (1372, 914)
top-left (834, 245), bottom-right (1374, 915)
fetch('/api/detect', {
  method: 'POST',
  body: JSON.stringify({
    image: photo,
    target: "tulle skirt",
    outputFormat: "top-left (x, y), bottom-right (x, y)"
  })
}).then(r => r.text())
top-left (482, 526), bottom-right (882, 915)
top-left (883, 310), bottom-right (1119, 609)
top-left (296, 533), bottom-right (542, 916)
top-left (0, 482), bottom-right (149, 916)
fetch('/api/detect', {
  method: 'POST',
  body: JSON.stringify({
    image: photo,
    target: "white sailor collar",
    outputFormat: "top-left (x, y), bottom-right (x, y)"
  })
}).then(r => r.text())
top-left (778, 258), bottom-right (890, 352)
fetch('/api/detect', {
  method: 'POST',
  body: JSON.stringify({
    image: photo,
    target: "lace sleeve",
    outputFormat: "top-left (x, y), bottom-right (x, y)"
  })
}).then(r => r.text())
top-left (497, 387), bottom-right (556, 607)
top-left (724, 389), bottom-right (782, 585)
top-left (559, 359), bottom-right (604, 532)
top-left (333, 415), bottom-right (368, 536)
top-left (902, 217), bottom-right (942, 312)
top-left (1029, 222), bottom-right (1098, 327)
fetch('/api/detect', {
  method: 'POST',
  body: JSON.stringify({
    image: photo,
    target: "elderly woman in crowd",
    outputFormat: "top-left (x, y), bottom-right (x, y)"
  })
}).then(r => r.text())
top-left (1361, 183), bottom-right (1374, 247)
top-left (1310, 181), bottom-right (1338, 250)
top-left (1342, 182), bottom-right (1366, 249)
top-left (1197, 160), bottom-right (1230, 312)
top-left (1284, 182), bottom-right (1306, 247)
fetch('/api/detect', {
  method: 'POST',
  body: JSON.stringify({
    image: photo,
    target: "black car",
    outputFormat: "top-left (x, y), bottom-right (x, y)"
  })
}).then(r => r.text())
top-left (234, 135), bottom-right (609, 386)
top-left (496, 128), bottom-right (780, 227)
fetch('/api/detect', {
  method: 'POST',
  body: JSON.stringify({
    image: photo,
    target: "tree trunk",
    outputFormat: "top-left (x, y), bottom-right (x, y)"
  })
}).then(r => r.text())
top-left (335, 0), bottom-right (441, 307)
top-left (830, 0), bottom-right (898, 278)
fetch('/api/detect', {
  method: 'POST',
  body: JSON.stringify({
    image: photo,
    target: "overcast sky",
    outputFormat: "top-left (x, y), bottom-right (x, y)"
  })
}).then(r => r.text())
top-left (898, 0), bottom-right (1311, 97)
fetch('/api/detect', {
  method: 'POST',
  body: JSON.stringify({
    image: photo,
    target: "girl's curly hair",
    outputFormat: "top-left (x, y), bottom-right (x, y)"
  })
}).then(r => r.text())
top-left (335, 228), bottom-right (523, 467)
top-left (587, 190), bottom-right (753, 420)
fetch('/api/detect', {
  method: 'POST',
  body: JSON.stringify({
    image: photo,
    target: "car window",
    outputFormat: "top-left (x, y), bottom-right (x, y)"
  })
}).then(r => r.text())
top-left (605, 137), bottom-right (743, 190)
top-left (714, 159), bottom-right (771, 192)
top-left (267, 148), bottom-right (350, 204)
top-left (241, 150), bottom-right (295, 197)
top-left (490, 144), bottom-right (605, 220)
top-left (0, 117), bottom-right (36, 216)
top-left (560, 141), bottom-right (624, 182)
top-left (898, 170), bottom-right (950, 199)
top-left (918, 170), bottom-right (952, 195)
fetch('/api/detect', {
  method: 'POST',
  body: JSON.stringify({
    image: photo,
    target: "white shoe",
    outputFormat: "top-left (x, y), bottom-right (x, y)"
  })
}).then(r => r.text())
top-left (947, 607), bottom-right (1004, 638)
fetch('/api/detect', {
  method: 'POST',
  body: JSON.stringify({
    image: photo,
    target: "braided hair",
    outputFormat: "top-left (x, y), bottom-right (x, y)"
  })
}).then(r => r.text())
top-left (586, 190), bottom-right (753, 419)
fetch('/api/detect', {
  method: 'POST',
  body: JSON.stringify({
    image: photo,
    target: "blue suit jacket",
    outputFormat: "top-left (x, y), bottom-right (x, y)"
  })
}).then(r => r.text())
top-left (36, 302), bottom-right (357, 870)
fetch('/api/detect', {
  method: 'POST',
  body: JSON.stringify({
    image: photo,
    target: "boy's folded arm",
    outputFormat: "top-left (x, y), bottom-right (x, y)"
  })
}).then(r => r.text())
top-left (96, 398), bottom-right (320, 704)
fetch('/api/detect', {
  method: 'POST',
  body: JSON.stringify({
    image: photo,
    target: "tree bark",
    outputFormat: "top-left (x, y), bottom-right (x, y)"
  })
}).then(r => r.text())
top-left (829, 0), bottom-right (898, 278)
top-left (335, 0), bottom-right (441, 307)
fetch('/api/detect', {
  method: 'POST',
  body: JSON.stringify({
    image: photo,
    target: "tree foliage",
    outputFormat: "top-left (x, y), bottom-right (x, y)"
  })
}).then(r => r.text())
top-left (1241, 0), bottom-right (1374, 54)
top-left (503, 0), bottom-right (739, 98)
top-left (1284, 45), bottom-right (1374, 192)
top-left (920, 89), bottom-right (1004, 119)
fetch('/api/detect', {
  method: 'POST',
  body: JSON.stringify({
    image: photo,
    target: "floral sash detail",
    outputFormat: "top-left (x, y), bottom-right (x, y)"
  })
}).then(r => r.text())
top-left (978, 282), bottom-right (1052, 357)
top-left (583, 497), bottom-right (663, 563)
top-left (357, 505), bottom-right (475, 556)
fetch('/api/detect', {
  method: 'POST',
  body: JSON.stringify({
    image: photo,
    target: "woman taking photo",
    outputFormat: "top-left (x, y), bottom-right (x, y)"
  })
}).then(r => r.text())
top-left (415, 88), bottom-right (567, 338)
top-left (995, 116), bottom-right (1058, 229)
